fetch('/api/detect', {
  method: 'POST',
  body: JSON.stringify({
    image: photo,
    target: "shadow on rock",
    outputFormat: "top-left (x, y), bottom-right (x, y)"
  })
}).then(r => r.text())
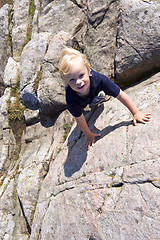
top-left (64, 105), bottom-right (104, 177)
top-left (39, 112), bottom-right (59, 128)
top-left (98, 120), bottom-right (133, 140)
top-left (64, 104), bottom-right (133, 178)
top-left (21, 92), bottom-right (40, 110)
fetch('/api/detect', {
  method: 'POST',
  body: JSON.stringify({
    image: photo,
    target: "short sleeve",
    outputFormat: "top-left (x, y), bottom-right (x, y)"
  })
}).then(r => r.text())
top-left (90, 70), bottom-right (120, 98)
top-left (66, 98), bottom-right (82, 117)
top-left (66, 87), bottom-right (83, 117)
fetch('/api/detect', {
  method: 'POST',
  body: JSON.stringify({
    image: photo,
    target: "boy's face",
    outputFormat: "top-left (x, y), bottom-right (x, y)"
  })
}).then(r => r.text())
top-left (64, 57), bottom-right (91, 97)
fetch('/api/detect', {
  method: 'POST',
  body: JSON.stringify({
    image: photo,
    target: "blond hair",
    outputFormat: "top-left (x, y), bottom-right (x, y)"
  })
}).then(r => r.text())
top-left (58, 47), bottom-right (91, 81)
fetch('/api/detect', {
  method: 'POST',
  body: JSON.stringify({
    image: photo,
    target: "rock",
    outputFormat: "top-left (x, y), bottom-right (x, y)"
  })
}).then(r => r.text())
top-left (37, 31), bottom-right (72, 115)
top-left (38, 0), bottom-right (85, 36)
top-left (0, 88), bottom-right (11, 130)
top-left (20, 32), bottom-right (50, 110)
top-left (15, 110), bottom-right (74, 231)
top-left (3, 57), bottom-right (20, 87)
top-left (115, 0), bottom-right (160, 87)
top-left (83, 0), bottom-right (119, 78)
top-left (12, 0), bottom-right (30, 57)
top-left (0, 179), bottom-right (29, 240)
top-left (24, 109), bottom-right (40, 126)
top-left (1, 0), bottom-right (160, 239)
top-left (0, 4), bottom-right (12, 97)
top-left (30, 73), bottom-right (160, 240)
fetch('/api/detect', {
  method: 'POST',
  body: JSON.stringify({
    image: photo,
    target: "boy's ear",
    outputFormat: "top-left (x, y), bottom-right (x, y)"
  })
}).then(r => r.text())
top-left (89, 69), bottom-right (92, 76)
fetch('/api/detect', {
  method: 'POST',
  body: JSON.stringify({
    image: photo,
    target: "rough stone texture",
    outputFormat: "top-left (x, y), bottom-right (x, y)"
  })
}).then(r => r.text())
top-left (0, 0), bottom-right (160, 239)
top-left (38, 0), bottom-right (85, 36)
top-left (37, 31), bottom-right (72, 115)
top-left (12, 0), bottom-right (30, 58)
top-left (3, 57), bottom-right (20, 88)
top-left (0, 4), bottom-right (12, 97)
top-left (115, 0), bottom-right (160, 87)
top-left (20, 32), bottom-right (50, 110)
top-left (84, 0), bottom-right (119, 77)
top-left (30, 73), bottom-right (160, 240)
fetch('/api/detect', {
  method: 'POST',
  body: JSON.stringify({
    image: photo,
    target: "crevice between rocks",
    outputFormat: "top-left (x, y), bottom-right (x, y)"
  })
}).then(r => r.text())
top-left (18, 195), bottom-right (31, 235)
top-left (122, 37), bottom-right (144, 60)
top-left (52, 186), bottom-right (75, 197)
top-left (70, 0), bottom-right (84, 9)
top-left (122, 179), bottom-right (160, 190)
top-left (87, 0), bottom-right (117, 28)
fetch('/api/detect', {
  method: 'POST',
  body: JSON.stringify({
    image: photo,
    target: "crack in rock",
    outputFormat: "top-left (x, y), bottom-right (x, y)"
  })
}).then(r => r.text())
top-left (122, 37), bottom-right (144, 60)
top-left (18, 195), bottom-right (31, 234)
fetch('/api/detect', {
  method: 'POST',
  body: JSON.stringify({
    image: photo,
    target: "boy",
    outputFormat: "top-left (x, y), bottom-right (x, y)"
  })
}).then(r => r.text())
top-left (58, 47), bottom-right (151, 149)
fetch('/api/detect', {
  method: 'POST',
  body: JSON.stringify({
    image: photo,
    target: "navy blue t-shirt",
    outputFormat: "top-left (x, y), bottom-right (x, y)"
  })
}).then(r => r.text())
top-left (66, 69), bottom-right (120, 117)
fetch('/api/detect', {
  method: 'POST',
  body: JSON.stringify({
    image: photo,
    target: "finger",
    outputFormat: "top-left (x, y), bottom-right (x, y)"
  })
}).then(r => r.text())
top-left (138, 119), bottom-right (146, 124)
top-left (85, 140), bottom-right (92, 150)
top-left (143, 117), bottom-right (151, 122)
top-left (95, 133), bottom-right (101, 137)
top-left (144, 116), bottom-right (151, 119)
top-left (133, 118), bottom-right (137, 126)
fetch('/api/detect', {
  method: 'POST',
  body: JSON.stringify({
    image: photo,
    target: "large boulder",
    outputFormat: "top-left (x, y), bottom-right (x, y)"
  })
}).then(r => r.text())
top-left (38, 0), bottom-right (85, 35)
top-left (12, 0), bottom-right (30, 58)
top-left (20, 31), bottom-right (71, 115)
top-left (1, 0), bottom-right (160, 239)
top-left (20, 32), bottom-right (50, 110)
top-left (3, 57), bottom-right (20, 88)
top-left (37, 31), bottom-right (72, 115)
top-left (115, 0), bottom-right (160, 87)
top-left (30, 72), bottom-right (160, 240)
top-left (83, 0), bottom-right (119, 78)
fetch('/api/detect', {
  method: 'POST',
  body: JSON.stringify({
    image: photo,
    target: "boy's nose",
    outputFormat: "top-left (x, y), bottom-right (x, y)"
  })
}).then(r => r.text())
top-left (76, 79), bottom-right (82, 85)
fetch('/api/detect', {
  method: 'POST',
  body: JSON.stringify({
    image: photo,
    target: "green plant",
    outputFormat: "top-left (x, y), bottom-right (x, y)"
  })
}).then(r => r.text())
top-left (33, 69), bottom-right (42, 93)
top-left (63, 123), bottom-right (71, 142)
top-left (6, 0), bottom-right (13, 4)
top-left (7, 75), bottom-right (26, 161)
top-left (26, 22), bottom-right (32, 43)
top-left (8, 78), bottom-right (26, 122)
top-left (29, 0), bottom-right (35, 17)
top-left (0, 0), bottom-right (13, 8)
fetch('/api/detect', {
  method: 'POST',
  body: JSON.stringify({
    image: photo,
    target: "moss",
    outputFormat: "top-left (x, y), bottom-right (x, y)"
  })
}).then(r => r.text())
top-left (22, 0), bottom-right (35, 49)
top-left (7, 30), bottom-right (12, 47)
top-left (6, 0), bottom-right (13, 4)
top-left (7, 74), bottom-right (26, 162)
top-left (63, 123), bottom-right (71, 142)
top-left (7, 73), bottom-right (26, 137)
top-left (29, 0), bottom-right (35, 18)
top-left (0, 0), bottom-right (13, 7)
top-left (26, 22), bottom-right (32, 43)
top-left (63, 118), bottom-right (75, 142)
top-left (8, 78), bottom-right (26, 122)
top-left (33, 69), bottom-right (42, 93)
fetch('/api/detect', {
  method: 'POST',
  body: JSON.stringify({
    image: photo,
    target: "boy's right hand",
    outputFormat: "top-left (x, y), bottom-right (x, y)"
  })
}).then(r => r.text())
top-left (85, 132), bottom-right (101, 149)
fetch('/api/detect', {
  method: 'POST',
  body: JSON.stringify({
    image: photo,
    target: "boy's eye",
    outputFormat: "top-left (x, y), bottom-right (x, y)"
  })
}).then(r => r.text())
top-left (79, 74), bottom-right (84, 78)
top-left (70, 79), bottom-right (75, 82)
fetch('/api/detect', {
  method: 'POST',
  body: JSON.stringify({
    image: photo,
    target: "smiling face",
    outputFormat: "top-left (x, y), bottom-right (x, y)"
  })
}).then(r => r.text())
top-left (64, 56), bottom-right (91, 97)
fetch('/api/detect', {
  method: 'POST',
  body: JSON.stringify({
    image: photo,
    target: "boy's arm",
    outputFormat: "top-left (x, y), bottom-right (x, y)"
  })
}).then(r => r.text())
top-left (75, 114), bottom-right (100, 149)
top-left (117, 89), bottom-right (151, 125)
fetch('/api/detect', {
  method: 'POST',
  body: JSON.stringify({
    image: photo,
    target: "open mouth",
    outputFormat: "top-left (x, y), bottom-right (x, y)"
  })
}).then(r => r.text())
top-left (78, 85), bottom-right (85, 89)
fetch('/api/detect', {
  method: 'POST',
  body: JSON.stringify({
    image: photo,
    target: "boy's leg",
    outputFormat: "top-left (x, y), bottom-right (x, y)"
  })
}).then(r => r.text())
top-left (89, 91), bottom-right (111, 108)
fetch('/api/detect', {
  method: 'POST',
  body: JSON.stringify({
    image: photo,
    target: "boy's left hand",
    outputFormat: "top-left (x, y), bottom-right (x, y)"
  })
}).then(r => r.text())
top-left (133, 111), bottom-right (151, 125)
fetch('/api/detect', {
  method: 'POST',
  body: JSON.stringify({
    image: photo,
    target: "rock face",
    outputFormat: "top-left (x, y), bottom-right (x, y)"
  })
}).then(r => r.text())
top-left (0, 0), bottom-right (160, 239)
top-left (115, 0), bottom-right (160, 87)
top-left (30, 73), bottom-right (160, 240)
top-left (0, 4), bottom-right (12, 96)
